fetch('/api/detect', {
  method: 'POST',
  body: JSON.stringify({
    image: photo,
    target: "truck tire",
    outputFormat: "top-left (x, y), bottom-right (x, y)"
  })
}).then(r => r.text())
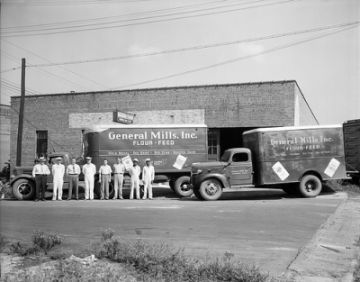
top-left (299, 175), bottom-right (322, 198)
top-left (173, 176), bottom-right (193, 197)
top-left (12, 179), bottom-right (35, 200)
top-left (199, 178), bottom-right (222, 201)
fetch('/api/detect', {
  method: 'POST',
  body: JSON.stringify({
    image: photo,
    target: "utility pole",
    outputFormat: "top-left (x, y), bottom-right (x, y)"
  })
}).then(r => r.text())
top-left (16, 58), bottom-right (26, 166)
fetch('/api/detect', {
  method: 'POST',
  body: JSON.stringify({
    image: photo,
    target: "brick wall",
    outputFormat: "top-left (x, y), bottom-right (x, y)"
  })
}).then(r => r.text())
top-left (10, 81), bottom-right (316, 166)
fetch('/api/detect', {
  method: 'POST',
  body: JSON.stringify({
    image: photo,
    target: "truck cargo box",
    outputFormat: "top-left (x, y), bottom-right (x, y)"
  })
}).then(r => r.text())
top-left (84, 124), bottom-right (208, 173)
top-left (343, 119), bottom-right (360, 176)
top-left (243, 125), bottom-right (346, 185)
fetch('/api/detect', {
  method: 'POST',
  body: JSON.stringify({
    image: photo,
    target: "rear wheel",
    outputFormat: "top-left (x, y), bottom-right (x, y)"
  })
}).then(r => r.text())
top-left (12, 179), bottom-right (35, 200)
top-left (299, 175), bottom-right (322, 198)
top-left (173, 176), bottom-right (193, 197)
top-left (199, 179), bottom-right (222, 201)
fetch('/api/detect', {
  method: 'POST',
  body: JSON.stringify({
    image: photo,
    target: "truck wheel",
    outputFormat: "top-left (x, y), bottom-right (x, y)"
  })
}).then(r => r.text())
top-left (174, 176), bottom-right (193, 197)
top-left (199, 179), bottom-right (222, 201)
top-left (299, 175), bottom-right (322, 198)
top-left (12, 179), bottom-right (35, 200)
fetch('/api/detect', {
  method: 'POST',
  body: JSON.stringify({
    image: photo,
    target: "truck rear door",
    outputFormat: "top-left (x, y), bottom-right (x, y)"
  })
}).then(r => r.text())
top-left (227, 151), bottom-right (253, 186)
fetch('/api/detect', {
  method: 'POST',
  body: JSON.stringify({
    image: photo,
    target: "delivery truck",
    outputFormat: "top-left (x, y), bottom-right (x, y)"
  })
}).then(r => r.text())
top-left (343, 119), bottom-right (360, 184)
top-left (83, 124), bottom-right (208, 197)
top-left (190, 125), bottom-right (347, 200)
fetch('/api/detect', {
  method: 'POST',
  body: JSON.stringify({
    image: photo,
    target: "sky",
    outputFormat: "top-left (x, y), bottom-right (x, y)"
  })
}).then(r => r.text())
top-left (0, 0), bottom-right (359, 124)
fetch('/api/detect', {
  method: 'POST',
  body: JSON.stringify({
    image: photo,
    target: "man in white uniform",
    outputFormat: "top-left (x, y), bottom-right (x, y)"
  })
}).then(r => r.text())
top-left (98, 159), bottom-right (112, 200)
top-left (113, 157), bottom-right (125, 199)
top-left (129, 158), bottom-right (141, 200)
top-left (52, 157), bottom-right (65, 201)
top-left (82, 156), bottom-right (96, 200)
top-left (142, 158), bottom-right (155, 200)
top-left (32, 156), bottom-right (50, 201)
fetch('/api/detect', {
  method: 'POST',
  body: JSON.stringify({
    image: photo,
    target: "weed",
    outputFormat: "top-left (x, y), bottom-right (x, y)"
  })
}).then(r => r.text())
top-left (32, 230), bottom-right (62, 254)
top-left (101, 228), bottom-right (115, 241)
top-left (325, 180), bottom-right (360, 197)
top-left (94, 234), bottom-right (269, 282)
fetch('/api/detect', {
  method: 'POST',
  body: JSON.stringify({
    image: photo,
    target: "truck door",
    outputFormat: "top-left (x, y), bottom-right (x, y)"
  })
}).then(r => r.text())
top-left (228, 151), bottom-right (253, 186)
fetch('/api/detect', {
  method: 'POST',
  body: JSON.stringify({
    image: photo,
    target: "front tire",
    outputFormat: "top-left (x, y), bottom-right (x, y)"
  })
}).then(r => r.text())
top-left (299, 175), bottom-right (322, 198)
top-left (12, 179), bottom-right (35, 200)
top-left (173, 176), bottom-right (193, 197)
top-left (199, 179), bottom-right (223, 201)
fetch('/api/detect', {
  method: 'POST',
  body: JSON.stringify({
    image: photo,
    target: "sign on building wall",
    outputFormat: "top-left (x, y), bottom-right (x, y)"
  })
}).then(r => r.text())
top-left (113, 111), bottom-right (135, 124)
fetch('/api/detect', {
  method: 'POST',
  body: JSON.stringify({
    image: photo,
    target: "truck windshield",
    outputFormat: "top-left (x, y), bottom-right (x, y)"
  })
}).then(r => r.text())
top-left (220, 151), bottom-right (231, 162)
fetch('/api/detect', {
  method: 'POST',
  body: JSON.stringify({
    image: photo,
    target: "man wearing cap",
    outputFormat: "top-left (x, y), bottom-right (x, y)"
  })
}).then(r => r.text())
top-left (82, 156), bottom-right (96, 200)
top-left (52, 157), bottom-right (65, 201)
top-left (128, 158), bottom-right (141, 200)
top-left (98, 159), bottom-right (112, 200)
top-left (142, 158), bottom-right (155, 200)
top-left (32, 157), bottom-right (50, 201)
top-left (113, 157), bottom-right (125, 199)
top-left (66, 158), bottom-right (81, 200)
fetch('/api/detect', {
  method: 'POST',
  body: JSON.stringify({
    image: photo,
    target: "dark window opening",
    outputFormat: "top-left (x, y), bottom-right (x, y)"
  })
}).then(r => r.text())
top-left (232, 152), bottom-right (249, 162)
top-left (36, 130), bottom-right (48, 158)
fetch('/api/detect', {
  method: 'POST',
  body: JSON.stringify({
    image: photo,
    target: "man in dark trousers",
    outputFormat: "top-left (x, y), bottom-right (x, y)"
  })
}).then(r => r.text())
top-left (32, 156), bottom-right (50, 201)
top-left (66, 158), bottom-right (81, 200)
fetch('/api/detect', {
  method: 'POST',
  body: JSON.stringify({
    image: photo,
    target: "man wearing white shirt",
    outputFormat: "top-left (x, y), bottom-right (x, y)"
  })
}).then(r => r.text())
top-left (113, 157), bottom-right (125, 200)
top-left (32, 156), bottom-right (50, 201)
top-left (129, 158), bottom-right (141, 200)
top-left (82, 156), bottom-right (96, 200)
top-left (99, 159), bottom-right (112, 200)
top-left (142, 158), bottom-right (155, 200)
top-left (66, 158), bottom-right (81, 200)
top-left (52, 157), bottom-right (65, 201)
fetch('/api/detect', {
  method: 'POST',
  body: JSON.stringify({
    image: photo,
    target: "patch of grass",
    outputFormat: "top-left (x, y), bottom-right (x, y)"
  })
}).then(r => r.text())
top-left (94, 234), bottom-right (269, 282)
top-left (354, 236), bottom-right (360, 282)
top-left (101, 228), bottom-right (115, 241)
top-left (31, 230), bottom-right (62, 254)
top-left (9, 230), bottom-right (63, 256)
top-left (324, 180), bottom-right (360, 197)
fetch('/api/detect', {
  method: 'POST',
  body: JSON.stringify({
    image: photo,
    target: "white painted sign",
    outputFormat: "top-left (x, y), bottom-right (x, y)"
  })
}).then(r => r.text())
top-left (272, 161), bottom-right (290, 181)
top-left (324, 158), bottom-right (341, 177)
top-left (122, 155), bottom-right (133, 170)
top-left (173, 154), bottom-right (187, 170)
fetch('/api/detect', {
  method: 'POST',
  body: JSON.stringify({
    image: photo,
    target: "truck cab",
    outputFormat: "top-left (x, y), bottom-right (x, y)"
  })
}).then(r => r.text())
top-left (10, 152), bottom-right (74, 200)
top-left (191, 148), bottom-right (254, 200)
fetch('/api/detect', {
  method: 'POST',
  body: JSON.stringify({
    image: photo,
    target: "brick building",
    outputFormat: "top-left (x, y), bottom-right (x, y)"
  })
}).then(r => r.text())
top-left (0, 104), bottom-right (11, 165)
top-left (10, 80), bottom-right (318, 166)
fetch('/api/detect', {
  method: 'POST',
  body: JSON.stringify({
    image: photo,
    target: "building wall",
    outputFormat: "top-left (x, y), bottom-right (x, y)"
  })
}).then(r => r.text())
top-left (10, 80), bottom-right (317, 166)
top-left (294, 83), bottom-right (319, 126)
top-left (0, 104), bottom-right (11, 165)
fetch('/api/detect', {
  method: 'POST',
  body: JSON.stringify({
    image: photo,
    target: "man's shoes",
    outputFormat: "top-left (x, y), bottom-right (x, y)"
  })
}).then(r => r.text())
top-left (119, 197), bottom-right (123, 200)
top-left (142, 197), bottom-right (147, 200)
top-left (67, 198), bottom-right (71, 201)
top-left (35, 199), bottom-right (39, 202)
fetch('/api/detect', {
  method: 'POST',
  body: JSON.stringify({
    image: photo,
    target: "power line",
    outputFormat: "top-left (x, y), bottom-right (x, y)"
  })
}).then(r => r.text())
top-left (0, 0), bottom-right (231, 30)
top-left (3, 39), bottom-right (108, 89)
top-left (110, 25), bottom-right (358, 90)
top-left (24, 21), bottom-right (360, 68)
top-left (1, 0), bottom-right (295, 37)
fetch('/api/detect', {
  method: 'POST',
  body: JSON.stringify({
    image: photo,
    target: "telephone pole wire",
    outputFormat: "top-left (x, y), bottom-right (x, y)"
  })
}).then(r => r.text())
top-left (16, 58), bottom-right (26, 166)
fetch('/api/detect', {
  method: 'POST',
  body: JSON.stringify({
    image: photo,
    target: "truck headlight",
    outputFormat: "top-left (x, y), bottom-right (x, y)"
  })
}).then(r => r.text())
top-left (192, 169), bottom-right (202, 175)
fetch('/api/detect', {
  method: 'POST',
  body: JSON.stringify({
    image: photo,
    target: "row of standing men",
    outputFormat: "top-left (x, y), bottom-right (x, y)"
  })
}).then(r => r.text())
top-left (32, 156), bottom-right (155, 201)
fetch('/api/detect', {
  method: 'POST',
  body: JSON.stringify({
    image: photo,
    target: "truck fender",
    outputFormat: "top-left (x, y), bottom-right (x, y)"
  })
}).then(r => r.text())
top-left (300, 170), bottom-right (323, 182)
top-left (198, 173), bottom-right (230, 189)
top-left (10, 174), bottom-right (35, 186)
